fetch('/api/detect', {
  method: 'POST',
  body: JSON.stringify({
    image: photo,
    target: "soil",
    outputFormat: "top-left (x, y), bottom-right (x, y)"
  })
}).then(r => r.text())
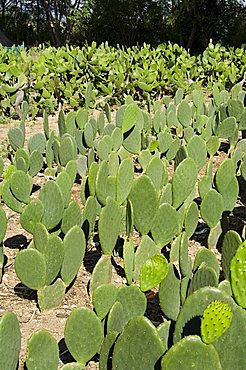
top-left (0, 114), bottom-right (245, 369)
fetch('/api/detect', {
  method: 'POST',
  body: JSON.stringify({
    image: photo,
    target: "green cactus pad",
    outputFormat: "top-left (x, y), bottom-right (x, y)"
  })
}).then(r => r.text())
top-left (99, 331), bottom-right (118, 370)
top-left (215, 159), bottom-right (238, 212)
top-left (38, 278), bottom-right (66, 312)
top-left (26, 329), bottom-right (59, 370)
top-left (82, 196), bottom-right (97, 236)
top-left (230, 241), bottom-right (246, 308)
top-left (206, 136), bottom-right (220, 156)
top-left (90, 255), bottom-right (112, 295)
top-left (140, 254), bottom-right (168, 292)
top-left (157, 321), bottom-right (171, 354)
top-left (116, 285), bottom-right (147, 323)
top-left (201, 301), bottom-right (232, 344)
top-left (8, 127), bottom-right (25, 151)
top-left (184, 201), bottom-right (199, 238)
top-left (151, 203), bottom-right (180, 247)
top-left (96, 160), bottom-right (109, 205)
top-left (60, 364), bottom-right (84, 370)
top-left (61, 226), bottom-right (85, 286)
top-left (161, 335), bottom-right (222, 370)
top-left (216, 117), bottom-right (237, 139)
top-left (200, 189), bottom-right (224, 228)
top-left (177, 100), bottom-right (192, 127)
top-left (179, 232), bottom-right (190, 278)
top-left (33, 222), bottom-right (49, 253)
top-left (15, 248), bottom-right (46, 290)
top-left (28, 132), bottom-right (46, 154)
top-left (20, 199), bottom-right (44, 233)
top-left (188, 265), bottom-right (218, 296)
top-left (59, 136), bottom-right (77, 166)
top-left (9, 170), bottom-right (32, 204)
top-left (172, 158), bottom-right (198, 209)
top-left (61, 200), bottom-right (82, 234)
top-left (187, 135), bottom-right (207, 171)
top-left (0, 312), bottom-right (21, 370)
top-left (123, 237), bottom-right (134, 284)
top-left (1, 180), bottom-right (23, 213)
top-left (65, 307), bottom-right (103, 365)
top-left (112, 316), bottom-right (165, 370)
top-left (98, 197), bottom-right (121, 255)
top-left (92, 283), bottom-right (118, 320)
top-left (146, 157), bottom-right (167, 191)
top-left (39, 180), bottom-right (64, 230)
top-left (222, 230), bottom-right (242, 280)
top-left (116, 158), bottom-right (134, 204)
top-left (193, 247), bottom-right (220, 278)
top-left (15, 148), bottom-right (30, 171)
top-left (159, 264), bottom-right (181, 321)
top-left (56, 171), bottom-right (73, 208)
top-left (173, 287), bottom-right (235, 343)
top-left (0, 207), bottom-right (7, 244)
top-left (160, 183), bottom-right (172, 205)
top-left (29, 150), bottom-right (43, 177)
top-left (122, 102), bottom-right (140, 133)
top-left (65, 160), bottom-right (78, 183)
top-left (44, 235), bottom-right (64, 286)
top-left (128, 175), bottom-right (158, 235)
top-left (133, 235), bottom-right (160, 280)
top-left (122, 126), bottom-right (141, 154)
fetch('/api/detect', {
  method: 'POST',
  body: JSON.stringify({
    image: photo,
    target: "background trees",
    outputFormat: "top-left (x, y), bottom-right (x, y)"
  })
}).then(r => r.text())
top-left (0, 0), bottom-right (245, 51)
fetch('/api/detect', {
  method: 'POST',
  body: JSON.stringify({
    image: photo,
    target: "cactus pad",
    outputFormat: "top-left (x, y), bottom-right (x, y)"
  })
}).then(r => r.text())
top-left (92, 283), bottom-right (118, 320)
top-left (151, 203), bottom-right (179, 247)
top-left (230, 241), bottom-right (246, 308)
top-left (39, 180), bottom-right (64, 230)
top-left (38, 278), bottom-right (66, 312)
top-left (201, 301), bottom-right (232, 344)
top-left (20, 199), bottom-right (44, 233)
top-left (140, 254), bottom-right (168, 292)
top-left (0, 312), bottom-right (21, 370)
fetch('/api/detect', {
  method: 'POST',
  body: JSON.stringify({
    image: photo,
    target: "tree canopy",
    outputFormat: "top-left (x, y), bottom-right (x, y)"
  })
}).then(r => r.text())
top-left (0, 0), bottom-right (245, 51)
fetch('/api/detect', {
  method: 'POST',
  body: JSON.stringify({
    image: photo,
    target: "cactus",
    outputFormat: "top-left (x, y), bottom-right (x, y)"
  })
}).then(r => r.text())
top-left (215, 158), bottom-right (238, 212)
top-left (26, 329), bottom-right (59, 370)
top-left (228, 98), bottom-right (244, 120)
top-left (123, 237), bottom-right (134, 284)
top-left (206, 136), bottom-right (220, 156)
top-left (96, 160), bottom-right (109, 205)
top-left (92, 283), bottom-right (118, 320)
top-left (8, 126), bottom-right (25, 151)
top-left (128, 175), bottom-right (158, 235)
top-left (121, 103), bottom-right (140, 133)
top-left (15, 148), bottom-right (30, 172)
top-left (116, 158), bottom-right (134, 204)
top-left (140, 254), bottom-right (168, 292)
top-left (161, 335), bottom-right (222, 370)
top-left (90, 255), bottom-right (112, 295)
top-left (166, 137), bottom-right (180, 161)
top-left (112, 127), bottom-right (123, 150)
top-left (44, 234), bottom-right (64, 285)
top-left (123, 126), bottom-right (141, 154)
top-left (230, 241), bottom-right (246, 308)
top-left (20, 199), bottom-right (44, 233)
top-left (160, 183), bottom-right (172, 205)
top-left (157, 320), bottom-right (171, 354)
top-left (133, 235), bottom-right (160, 280)
top-left (179, 232), bottom-right (190, 278)
top-left (116, 285), bottom-right (147, 323)
top-left (222, 230), bottom-right (241, 280)
top-left (58, 109), bottom-right (66, 137)
top-left (151, 203), bottom-right (180, 248)
top-left (61, 226), bottom-right (85, 286)
top-left (200, 189), bottom-right (223, 228)
top-left (0, 311), bottom-right (21, 370)
top-left (28, 132), bottom-right (46, 154)
top-left (99, 331), bottom-right (118, 370)
top-left (64, 307), bottom-right (103, 366)
top-left (173, 287), bottom-right (234, 343)
top-left (159, 263), bottom-right (181, 320)
top-left (112, 316), bottom-right (165, 370)
top-left (108, 152), bottom-right (119, 177)
top-left (158, 129), bottom-right (173, 154)
top-left (61, 200), bottom-right (82, 234)
top-left (0, 207), bottom-right (7, 244)
top-left (187, 135), bottom-right (207, 171)
top-left (177, 100), bottom-right (192, 127)
top-left (188, 264), bottom-right (218, 296)
top-left (138, 149), bottom-right (152, 170)
top-left (98, 196), bottom-right (121, 255)
top-left (201, 301), bottom-right (232, 344)
top-left (33, 222), bottom-right (49, 253)
top-left (82, 196), bottom-right (97, 237)
top-left (29, 150), bottom-right (43, 177)
top-left (84, 121), bottom-right (95, 148)
top-left (146, 157), bottom-right (167, 191)
top-left (10, 170), bottom-right (32, 204)
top-left (1, 180), bottom-right (23, 213)
top-left (57, 170), bottom-right (73, 208)
top-left (59, 135), bottom-right (77, 166)
top-left (216, 117), bottom-right (237, 139)
top-left (76, 108), bottom-right (88, 130)
top-left (39, 180), bottom-right (64, 230)
top-left (184, 201), bottom-right (199, 239)
top-left (38, 278), bottom-right (66, 311)
top-left (172, 157), bottom-right (198, 209)
top-left (61, 364), bottom-right (84, 370)
top-left (193, 247), bottom-right (220, 279)
top-left (15, 248), bottom-right (46, 290)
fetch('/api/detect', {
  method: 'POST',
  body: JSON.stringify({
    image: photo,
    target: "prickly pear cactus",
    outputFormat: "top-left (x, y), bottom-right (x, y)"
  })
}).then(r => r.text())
top-left (230, 241), bottom-right (246, 308)
top-left (201, 301), bottom-right (232, 344)
top-left (112, 316), bottom-right (165, 370)
top-left (161, 335), bottom-right (222, 370)
top-left (64, 307), bottom-right (103, 366)
top-left (0, 311), bottom-right (21, 370)
top-left (92, 283), bottom-right (118, 320)
top-left (0, 207), bottom-right (7, 244)
top-left (38, 278), bottom-right (66, 312)
top-left (140, 254), bottom-right (168, 292)
top-left (20, 199), bottom-right (44, 233)
top-left (222, 230), bottom-right (242, 280)
top-left (39, 180), bottom-right (64, 230)
top-left (151, 203), bottom-right (179, 247)
top-left (26, 329), bottom-right (59, 370)
top-left (90, 255), bottom-right (112, 295)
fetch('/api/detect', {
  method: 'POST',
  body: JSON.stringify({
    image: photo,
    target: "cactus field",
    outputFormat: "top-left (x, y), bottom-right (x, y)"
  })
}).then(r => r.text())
top-left (0, 42), bottom-right (246, 369)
